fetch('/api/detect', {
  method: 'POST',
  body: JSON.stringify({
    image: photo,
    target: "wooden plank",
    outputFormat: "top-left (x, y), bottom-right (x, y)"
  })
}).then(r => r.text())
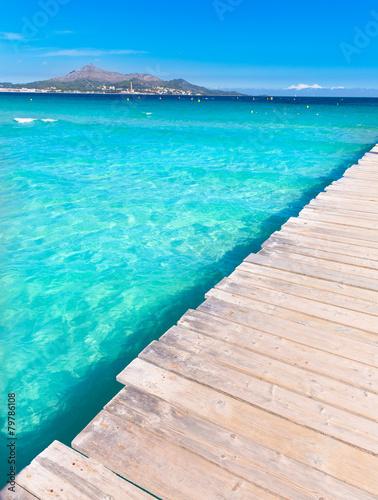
top-left (116, 359), bottom-right (378, 496)
top-left (160, 324), bottom-right (378, 420)
top-left (325, 185), bottom-right (378, 201)
top-left (73, 410), bottom-right (279, 500)
top-left (356, 163), bottom-right (378, 171)
top-left (245, 249), bottom-right (378, 292)
top-left (244, 250), bottom-right (378, 310)
top-left (105, 384), bottom-right (376, 500)
top-left (203, 291), bottom-right (378, 387)
top-left (344, 170), bottom-right (378, 181)
top-left (346, 161), bottom-right (378, 169)
top-left (333, 176), bottom-right (378, 187)
top-left (216, 268), bottom-right (378, 334)
top-left (0, 485), bottom-right (39, 500)
top-left (265, 228), bottom-right (378, 261)
top-left (204, 278), bottom-right (378, 350)
top-left (197, 289), bottom-right (378, 355)
top-left (251, 247), bottom-right (378, 290)
top-left (15, 440), bottom-right (152, 500)
top-left (309, 198), bottom-right (378, 216)
top-left (263, 231), bottom-right (378, 263)
top-left (357, 158), bottom-right (378, 164)
top-left (359, 154), bottom-right (378, 162)
top-left (283, 216), bottom-right (378, 244)
top-left (298, 208), bottom-right (378, 230)
top-left (179, 309), bottom-right (378, 420)
top-left (306, 202), bottom-right (378, 220)
top-left (325, 182), bottom-right (378, 195)
top-left (325, 181), bottom-right (378, 193)
top-left (264, 235), bottom-right (378, 270)
top-left (317, 188), bottom-right (378, 203)
top-left (140, 340), bottom-right (378, 454)
top-left (316, 191), bottom-right (378, 208)
top-left (281, 218), bottom-right (378, 250)
top-left (360, 152), bottom-right (378, 158)
top-left (327, 175), bottom-right (378, 186)
top-left (313, 193), bottom-right (378, 211)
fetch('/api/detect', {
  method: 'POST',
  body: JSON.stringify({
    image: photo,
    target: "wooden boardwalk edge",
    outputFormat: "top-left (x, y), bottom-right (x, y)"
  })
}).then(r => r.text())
top-left (10, 144), bottom-right (378, 500)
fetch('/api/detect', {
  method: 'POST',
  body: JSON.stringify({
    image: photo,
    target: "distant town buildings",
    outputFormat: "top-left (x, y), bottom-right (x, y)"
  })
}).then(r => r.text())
top-left (0, 85), bottom-right (196, 95)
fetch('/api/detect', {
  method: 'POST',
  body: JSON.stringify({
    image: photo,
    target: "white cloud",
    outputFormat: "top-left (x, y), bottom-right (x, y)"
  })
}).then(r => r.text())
top-left (285, 83), bottom-right (323, 91)
top-left (0, 32), bottom-right (25, 41)
top-left (40, 48), bottom-right (148, 57)
top-left (284, 83), bottom-right (346, 91)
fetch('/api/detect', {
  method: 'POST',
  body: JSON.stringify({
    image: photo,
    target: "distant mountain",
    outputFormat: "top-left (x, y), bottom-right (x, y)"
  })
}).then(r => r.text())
top-left (50, 63), bottom-right (162, 84)
top-left (1, 64), bottom-right (242, 96)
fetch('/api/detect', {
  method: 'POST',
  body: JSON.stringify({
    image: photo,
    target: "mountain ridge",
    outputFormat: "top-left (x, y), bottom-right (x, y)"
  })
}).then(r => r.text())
top-left (50, 64), bottom-right (163, 84)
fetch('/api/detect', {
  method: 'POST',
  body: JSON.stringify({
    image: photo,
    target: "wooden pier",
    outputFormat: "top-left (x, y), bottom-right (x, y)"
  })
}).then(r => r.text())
top-left (5, 146), bottom-right (378, 499)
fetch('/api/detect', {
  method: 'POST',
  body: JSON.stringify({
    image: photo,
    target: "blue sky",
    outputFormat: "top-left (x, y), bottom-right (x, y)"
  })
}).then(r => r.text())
top-left (1, 0), bottom-right (378, 91)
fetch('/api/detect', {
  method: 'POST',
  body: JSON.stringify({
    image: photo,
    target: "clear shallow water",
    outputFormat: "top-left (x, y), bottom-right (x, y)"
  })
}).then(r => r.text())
top-left (0, 93), bottom-right (377, 481)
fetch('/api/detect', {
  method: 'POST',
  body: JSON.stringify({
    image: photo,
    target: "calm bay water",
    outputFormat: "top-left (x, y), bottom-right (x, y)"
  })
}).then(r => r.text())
top-left (1, 93), bottom-right (378, 480)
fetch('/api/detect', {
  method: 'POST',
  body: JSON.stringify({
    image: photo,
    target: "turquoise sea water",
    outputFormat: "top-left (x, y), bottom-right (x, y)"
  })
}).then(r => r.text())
top-left (1, 93), bottom-right (378, 482)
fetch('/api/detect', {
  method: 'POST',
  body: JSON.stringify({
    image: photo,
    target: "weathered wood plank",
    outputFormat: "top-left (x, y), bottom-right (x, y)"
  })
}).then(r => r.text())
top-left (303, 204), bottom-right (378, 223)
top-left (326, 180), bottom-right (378, 192)
top-left (344, 170), bottom-right (378, 182)
top-left (160, 324), bottom-right (378, 420)
top-left (359, 155), bottom-right (378, 162)
top-left (325, 184), bottom-right (377, 195)
top-left (357, 159), bottom-right (378, 165)
top-left (244, 251), bottom-right (378, 309)
top-left (0, 485), bottom-right (39, 500)
top-left (247, 248), bottom-right (378, 291)
top-left (263, 235), bottom-right (378, 270)
top-left (314, 192), bottom-right (378, 210)
top-left (333, 176), bottom-right (378, 187)
top-left (299, 207), bottom-right (378, 230)
top-left (325, 185), bottom-right (378, 201)
top-left (178, 310), bottom-right (378, 420)
top-left (105, 384), bottom-right (377, 500)
top-left (117, 359), bottom-right (378, 496)
top-left (140, 340), bottom-right (378, 453)
top-left (263, 232), bottom-right (378, 264)
top-left (202, 291), bottom-right (378, 388)
top-left (280, 218), bottom-right (378, 250)
top-left (283, 216), bottom-right (378, 244)
top-left (355, 164), bottom-right (378, 172)
top-left (264, 229), bottom-right (378, 262)
top-left (309, 198), bottom-right (378, 217)
top-left (215, 269), bottom-right (378, 334)
top-left (15, 440), bottom-right (152, 500)
top-left (197, 291), bottom-right (378, 355)
top-left (73, 410), bottom-right (280, 500)
top-left (237, 260), bottom-right (378, 316)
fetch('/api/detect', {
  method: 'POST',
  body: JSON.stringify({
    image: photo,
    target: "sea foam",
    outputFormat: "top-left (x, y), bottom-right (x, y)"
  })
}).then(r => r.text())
top-left (14, 118), bottom-right (36, 124)
top-left (14, 118), bottom-right (57, 124)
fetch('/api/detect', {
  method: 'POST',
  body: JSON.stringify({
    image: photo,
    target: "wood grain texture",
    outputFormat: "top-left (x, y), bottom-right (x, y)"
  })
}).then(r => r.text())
top-left (0, 485), bottom-right (39, 500)
top-left (104, 384), bottom-right (377, 500)
top-left (73, 410), bottom-right (279, 500)
top-left (117, 359), bottom-right (378, 496)
top-left (15, 440), bottom-right (153, 500)
top-left (178, 309), bottom-right (378, 420)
